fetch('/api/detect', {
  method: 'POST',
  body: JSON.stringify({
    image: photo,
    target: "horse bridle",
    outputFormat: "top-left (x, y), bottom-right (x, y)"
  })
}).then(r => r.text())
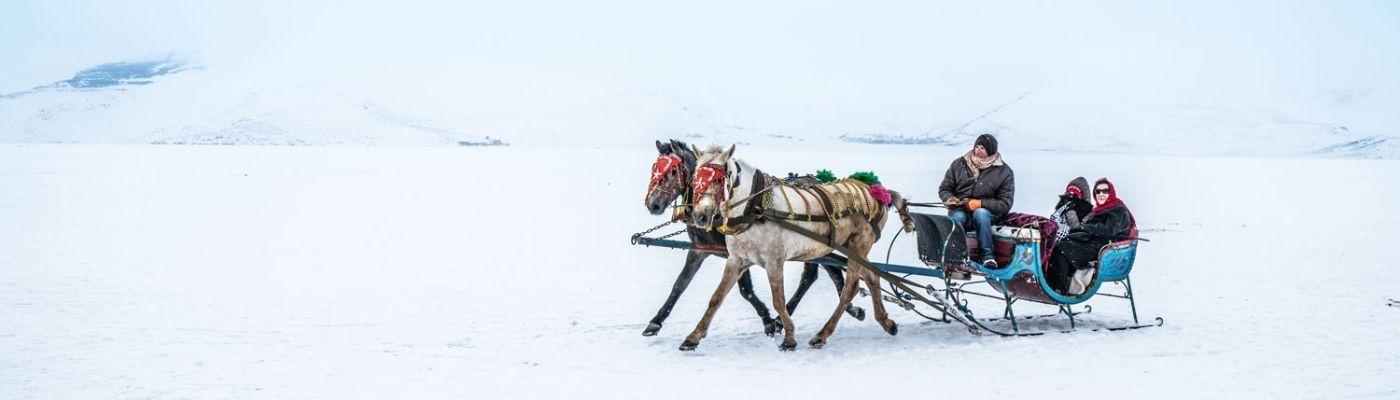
top-left (646, 154), bottom-right (688, 204)
top-left (691, 162), bottom-right (729, 208)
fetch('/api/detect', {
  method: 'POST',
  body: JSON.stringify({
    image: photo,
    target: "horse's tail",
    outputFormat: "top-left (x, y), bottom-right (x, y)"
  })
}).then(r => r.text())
top-left (886, 189), bottom-right (916, 233)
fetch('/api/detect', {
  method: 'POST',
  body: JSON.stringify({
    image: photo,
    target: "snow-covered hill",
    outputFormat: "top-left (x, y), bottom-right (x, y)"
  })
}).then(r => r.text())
top-left (1, 55), bottom-right (1396, 158)
top-left (0, 56), bottom-right (490, 146)
top-left (0, 56), bottom-right (829, 149)
top-left (839, 89), bottom-right (1400, 159)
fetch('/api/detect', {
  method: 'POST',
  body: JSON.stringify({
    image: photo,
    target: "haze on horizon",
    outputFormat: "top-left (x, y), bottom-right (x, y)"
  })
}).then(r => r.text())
top-left (2, 1), bottom-right (1398, 142)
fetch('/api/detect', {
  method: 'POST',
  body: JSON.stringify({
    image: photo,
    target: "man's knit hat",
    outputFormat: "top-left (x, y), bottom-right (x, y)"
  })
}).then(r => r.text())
top-left (975, 134), bottom-right (998, 155)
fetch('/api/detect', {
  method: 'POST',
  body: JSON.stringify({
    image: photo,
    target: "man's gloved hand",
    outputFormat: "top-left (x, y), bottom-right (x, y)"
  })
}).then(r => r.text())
top-left (967, 199), bottom-right (982, 211)
top-left (943, 197), bottom-right (964, 209)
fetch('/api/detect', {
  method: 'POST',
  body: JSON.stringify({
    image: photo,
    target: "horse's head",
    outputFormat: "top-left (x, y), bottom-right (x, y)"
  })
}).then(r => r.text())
top-left (644, 140), bottom-right (696, 216)
top-left (689, 144), bottom-right (736, 229)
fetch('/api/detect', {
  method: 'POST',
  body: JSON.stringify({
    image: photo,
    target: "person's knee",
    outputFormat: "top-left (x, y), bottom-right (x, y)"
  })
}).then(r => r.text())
top-left (972, 208), bottom-right (994, 224)
top-left (949, 210), bottom-right (968, 224)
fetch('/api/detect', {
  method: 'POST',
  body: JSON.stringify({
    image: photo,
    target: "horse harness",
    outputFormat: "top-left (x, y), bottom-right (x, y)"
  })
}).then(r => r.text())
top-left (694, 168), bottom-right (973, 332)
top-left (706, 166), bottom-right (887, 247)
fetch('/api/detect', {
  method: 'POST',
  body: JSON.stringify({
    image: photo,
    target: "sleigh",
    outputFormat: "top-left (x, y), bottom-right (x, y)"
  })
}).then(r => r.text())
top-left (907, 212), bottom-right (1162, 335)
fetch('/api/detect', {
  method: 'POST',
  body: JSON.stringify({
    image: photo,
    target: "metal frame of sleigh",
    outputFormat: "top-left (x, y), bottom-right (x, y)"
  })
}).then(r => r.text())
top-left (632, 210), bottom-right (1164, 337)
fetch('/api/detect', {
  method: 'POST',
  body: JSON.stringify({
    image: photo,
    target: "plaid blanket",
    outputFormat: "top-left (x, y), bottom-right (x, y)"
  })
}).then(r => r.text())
top-left (1000, 212), bottom-right (1060, 266)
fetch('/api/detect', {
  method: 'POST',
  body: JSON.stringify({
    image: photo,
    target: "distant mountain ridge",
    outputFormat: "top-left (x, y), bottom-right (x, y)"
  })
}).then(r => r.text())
top-left (838, 91), bottom-right (1399, 159)
top-left (1, 56), bottom-right (1395, 158)
top-left (2, 55), bottom-right (196, 99)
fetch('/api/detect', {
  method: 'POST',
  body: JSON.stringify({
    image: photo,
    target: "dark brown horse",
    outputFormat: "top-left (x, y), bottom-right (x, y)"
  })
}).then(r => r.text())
top-left (641, 139), bottom-right (862, 337)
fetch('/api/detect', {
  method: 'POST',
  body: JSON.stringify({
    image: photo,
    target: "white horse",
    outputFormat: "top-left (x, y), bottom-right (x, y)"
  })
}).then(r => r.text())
top-left (681, 144), bottom-right (914, 351)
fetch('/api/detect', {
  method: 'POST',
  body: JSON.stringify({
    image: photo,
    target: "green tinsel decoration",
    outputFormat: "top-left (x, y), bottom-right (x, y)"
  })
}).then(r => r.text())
top-left (848, 171), bottom-right (880, 185)
top-left (815, 169), bottom-right (837, 183)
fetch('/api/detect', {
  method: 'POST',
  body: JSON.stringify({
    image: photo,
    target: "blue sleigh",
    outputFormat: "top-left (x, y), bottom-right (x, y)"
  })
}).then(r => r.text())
top-left (908, 213), bottom-right (1163, 335)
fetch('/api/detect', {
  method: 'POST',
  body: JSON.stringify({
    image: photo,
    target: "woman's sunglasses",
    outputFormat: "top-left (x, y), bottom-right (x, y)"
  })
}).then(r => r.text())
top-left (1094, 188), bottom-right (1110, 194)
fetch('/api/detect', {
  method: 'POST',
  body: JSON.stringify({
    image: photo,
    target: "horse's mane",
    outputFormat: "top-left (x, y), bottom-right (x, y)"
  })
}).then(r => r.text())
top-left (669, 140), bottom-right (697, 168)
top-left (695, 145), bottom-right (757, 183)
top-left (668, 139), bottom-right (691, 153)
top-left (732, 158), bottom-right (755, 175)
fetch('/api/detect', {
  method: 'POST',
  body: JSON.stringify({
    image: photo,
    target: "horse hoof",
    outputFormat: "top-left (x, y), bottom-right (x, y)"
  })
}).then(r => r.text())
top-left (679, 340), bottom-right (699, 351)
top-left (779, 340), bottom-right (797, 351)
top-left (808, 338), bottom-right (826, 349)
top-left (642, 322), bottom-right (662, 337)
top-left (763, 319), bottom-right (780, 337)
top-left (847, 306), bottom-right (866, 321)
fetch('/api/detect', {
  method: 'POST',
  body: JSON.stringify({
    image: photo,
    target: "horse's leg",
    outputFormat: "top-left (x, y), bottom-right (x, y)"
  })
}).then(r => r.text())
top-left (859, 264), bottom-right (899, 336)
top-left (736, 268), bottom-right (778, 336)
top-left (680, 258), bottom-right (746, 351)
top-left (645, 250), bottom-right (708, 336)
top-left (842, 239), bottom-right (898, 335)
top-left (819, 256), bottom-right (866, 321)
top-left (784, 263), bottom-right (820, 316)
top-left (810, 259), bottom-right (864, 349)
top-left (762, 258), bottom-right (797, 351)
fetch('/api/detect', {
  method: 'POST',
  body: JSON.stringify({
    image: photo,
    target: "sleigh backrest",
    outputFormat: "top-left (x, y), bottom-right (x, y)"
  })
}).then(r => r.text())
top-left (910, 213), bottom-right (968, 267)
top-left (1097, 240), bottom-right (1138, 282)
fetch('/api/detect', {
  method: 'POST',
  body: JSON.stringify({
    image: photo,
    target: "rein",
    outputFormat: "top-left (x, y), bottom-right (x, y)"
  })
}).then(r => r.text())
top-left (723, 183), bottom-right (776, 213)
top-left (905, 202), bottom-right (947, 208)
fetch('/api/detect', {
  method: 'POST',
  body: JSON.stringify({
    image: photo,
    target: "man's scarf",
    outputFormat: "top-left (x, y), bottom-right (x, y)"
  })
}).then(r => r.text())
top-left (963, 150), bottom-right (1002, 179)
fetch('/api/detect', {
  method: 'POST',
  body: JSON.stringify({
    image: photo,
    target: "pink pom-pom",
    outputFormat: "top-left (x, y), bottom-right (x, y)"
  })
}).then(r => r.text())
top-left (869, 184), bottom-right (892, 206)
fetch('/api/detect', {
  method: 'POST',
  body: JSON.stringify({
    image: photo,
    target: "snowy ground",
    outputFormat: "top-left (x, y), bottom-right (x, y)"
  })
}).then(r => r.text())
top-left (2, 143), bottom-right (1398, 399)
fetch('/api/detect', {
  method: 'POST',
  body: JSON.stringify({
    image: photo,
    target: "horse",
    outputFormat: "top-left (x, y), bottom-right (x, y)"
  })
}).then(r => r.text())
top-left (641, 140), bottom-right (863, 337)
top-left (682, 144), bottom-right (915, 351)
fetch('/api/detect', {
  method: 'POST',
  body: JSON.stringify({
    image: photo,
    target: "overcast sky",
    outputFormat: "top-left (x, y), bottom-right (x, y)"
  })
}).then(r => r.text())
top-left (3, 0), bottom-right (1398, 136)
